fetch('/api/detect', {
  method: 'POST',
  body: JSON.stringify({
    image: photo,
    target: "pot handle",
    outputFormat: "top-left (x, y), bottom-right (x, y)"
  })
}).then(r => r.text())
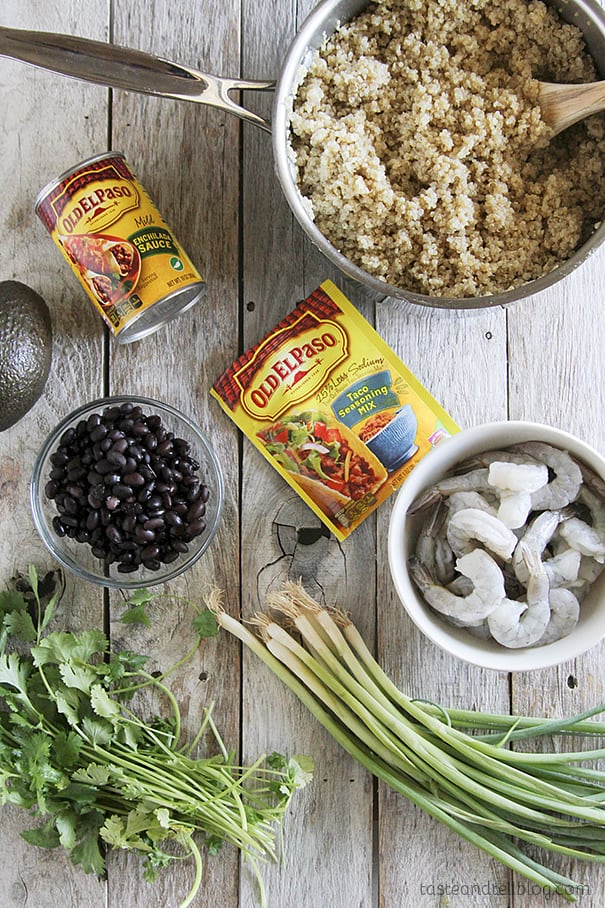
top-left (0, 26), bottom-right (274, 132)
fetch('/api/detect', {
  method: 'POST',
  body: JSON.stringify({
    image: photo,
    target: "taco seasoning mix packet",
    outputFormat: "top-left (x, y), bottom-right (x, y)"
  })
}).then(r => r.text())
top-left (211, 280), bottom-right (459, 540)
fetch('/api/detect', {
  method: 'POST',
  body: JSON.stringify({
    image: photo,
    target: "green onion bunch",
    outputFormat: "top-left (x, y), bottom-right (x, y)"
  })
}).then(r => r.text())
top-left (210, 581), bottom-right (605, 903)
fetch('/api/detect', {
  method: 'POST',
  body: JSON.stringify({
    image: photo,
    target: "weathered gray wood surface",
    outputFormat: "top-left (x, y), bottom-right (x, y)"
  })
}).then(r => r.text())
top-left (1, 1), bottom-right (604, 906)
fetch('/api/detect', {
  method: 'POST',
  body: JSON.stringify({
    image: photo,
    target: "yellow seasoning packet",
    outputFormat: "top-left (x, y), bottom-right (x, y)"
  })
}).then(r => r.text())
top-left (211, 280), bottom-right (460, 540)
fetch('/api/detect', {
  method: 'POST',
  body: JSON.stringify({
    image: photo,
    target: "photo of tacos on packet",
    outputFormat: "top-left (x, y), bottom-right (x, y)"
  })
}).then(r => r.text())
top-left (211, 280), bottom-right (459, 540)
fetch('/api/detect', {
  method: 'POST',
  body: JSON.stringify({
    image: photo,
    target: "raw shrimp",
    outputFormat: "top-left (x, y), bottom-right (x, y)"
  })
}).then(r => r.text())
top-left (408, 469), bottom-right (491, 515)
top-left (487, 549), bottom-right (550, 648)
top-left (570, 556), bottom-right (605, 601)
top-left (446, 508), bottom-right (518, 560)
top-left (558, 517), bottom-right (605, 562)
top-left (512, 509), bottom-right (569, 584)
top-left (536, 588), bottom-right (580, 645)
top-left (408, 549), bottom-right (505, 623)
top-left (512, 441), bottom-right (582, 510)
top-left (487, 460), bottom-right (548, 529)
top-left (578, 461), bottom-right (605, 500)
top-left (446, 491), bottom-right (497, 516)
top-left (415, 502), bottom-right (455, 586)
top-left (579, 486), bottom-right (605, 538)
top-left (458, 449), bottom-right (544, 470)
top-left (542, 548), bottom-right (582, 588)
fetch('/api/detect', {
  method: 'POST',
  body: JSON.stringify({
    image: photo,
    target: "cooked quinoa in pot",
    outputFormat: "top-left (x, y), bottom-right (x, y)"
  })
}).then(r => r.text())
top-left (289, 0), bottom-right (605, 298)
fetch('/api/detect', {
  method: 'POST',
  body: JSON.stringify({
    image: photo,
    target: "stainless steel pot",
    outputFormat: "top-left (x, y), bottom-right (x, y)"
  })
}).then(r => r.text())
top-left (2, 0), bottom-right (605, 310)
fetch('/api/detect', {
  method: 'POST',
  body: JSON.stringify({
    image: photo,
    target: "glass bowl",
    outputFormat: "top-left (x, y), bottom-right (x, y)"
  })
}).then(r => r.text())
top-left (31, 395), bottom-right (224, 588)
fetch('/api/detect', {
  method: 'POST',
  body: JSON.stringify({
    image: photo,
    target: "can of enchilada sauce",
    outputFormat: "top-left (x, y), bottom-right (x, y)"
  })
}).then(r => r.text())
top-left (35, 151), bottom-right (206, 343)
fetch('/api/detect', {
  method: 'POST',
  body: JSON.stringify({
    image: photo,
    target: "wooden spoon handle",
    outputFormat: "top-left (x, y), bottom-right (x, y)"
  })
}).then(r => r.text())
top-left (539, 80), bottom-right (605, 135)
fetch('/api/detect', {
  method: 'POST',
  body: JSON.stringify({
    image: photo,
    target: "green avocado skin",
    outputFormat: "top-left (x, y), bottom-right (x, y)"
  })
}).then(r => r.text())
top-left (0, 280), bottom-right (52, 432)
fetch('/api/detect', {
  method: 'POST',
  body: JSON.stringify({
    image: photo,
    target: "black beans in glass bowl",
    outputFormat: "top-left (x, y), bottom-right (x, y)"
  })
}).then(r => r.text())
top-left (30, 396), bottom-right (224, 588)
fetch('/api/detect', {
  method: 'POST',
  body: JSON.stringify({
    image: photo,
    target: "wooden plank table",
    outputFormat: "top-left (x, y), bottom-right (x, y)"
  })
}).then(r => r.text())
top-left (1, 1), bottom-right (604, 906)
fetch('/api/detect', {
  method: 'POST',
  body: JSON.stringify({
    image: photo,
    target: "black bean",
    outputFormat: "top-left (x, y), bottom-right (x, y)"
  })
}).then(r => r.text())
top-left (113, 484), bottom-right (133, 500)
top-left (161, 550), bottom-right (180, 564)
top-left (49, 466), bottom-right (66, 482)
top-left (62, 496), bottom-right (79, 515)
top-left (45, 480), bottom-right (58, 499)
top-left (141, 544), bottom-right (160, 561)
top-left (144, 517), bottom-right (165, 531)
top-left (118, 562), bottom-right (140, 573)
top-left (52, 516), bottom-right (67, 536)
top-left (110, 437), bottom-right (129, 455)
top-left (89, 423), bottom-right (108, 442)
top-left (107, 450), bottom-right (127, 468)
top-left (143, 559), bottom-right (161, 571)
top-left (50, 451), bottom-right (69, 467)
top-left (123, 472), bottom-right (145, 487)
top-left (187, 499), bottom-right (206, 521)
top-left (105, 496), bottom-right (120, 511)
top-left (95, 458), bottom-right (114, 475)
top-left (188, 517), bottom-right (207, 537)
top-left (172, 540), bottom-right (189, 554)
top-left (86, 511), bottom-right (100, 531)
top-left (135, 526), bottom-right (156, 543)
top-left (59, 427), bottom-right (76, 446)
top-left (105, 525), bottom-right (122, 545)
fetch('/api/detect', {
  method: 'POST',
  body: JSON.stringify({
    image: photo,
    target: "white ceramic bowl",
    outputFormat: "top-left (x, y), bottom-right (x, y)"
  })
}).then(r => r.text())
top-left (388, 421), bottom-right (605, 671)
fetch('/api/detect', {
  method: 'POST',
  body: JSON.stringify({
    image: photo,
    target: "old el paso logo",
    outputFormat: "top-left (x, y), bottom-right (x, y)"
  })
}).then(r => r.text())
top-left (53, 172), bottom-right (139, 234)
top-left (239, 315), bottom-right (348, 420)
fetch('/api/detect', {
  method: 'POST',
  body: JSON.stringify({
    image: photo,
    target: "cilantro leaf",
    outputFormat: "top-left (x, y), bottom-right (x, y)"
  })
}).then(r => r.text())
top-left (32, 630), bottom-right (107, 667)
top-left (90, 685), bottom-right (121, 722)
top-left (53, 730), bottom-right (83, 768)
top-left (0, 588), bottom-right (28, 618)
top-left (192, 610), bottom-right (219, 639)
top-left (126, 589), bottom-right (154, 606)
top-left (59, 662), bottom-right (97, 694)
top-left (120, 602), bottom-right (151, 628)
top-left (0, 652), bottom-right (31, 697)
top-left (3, 609), bottom-right (37, 642)
top-left (21, 818), bottom-right (60, 849)
top-left (55, 811), bottom-right (78, 850)
top-left (70, 810), bottom-right (106, 876)
top-left (73, 764), bottom-right (112, 786)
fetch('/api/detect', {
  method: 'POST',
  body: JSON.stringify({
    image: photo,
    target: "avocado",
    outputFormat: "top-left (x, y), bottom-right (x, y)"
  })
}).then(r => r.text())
top-left (0, 280), bottom-right (52, 432)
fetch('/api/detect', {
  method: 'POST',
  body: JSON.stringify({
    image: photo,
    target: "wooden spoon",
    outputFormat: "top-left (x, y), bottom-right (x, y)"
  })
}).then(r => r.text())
top-left (538, 80), bottom-right (605, 135)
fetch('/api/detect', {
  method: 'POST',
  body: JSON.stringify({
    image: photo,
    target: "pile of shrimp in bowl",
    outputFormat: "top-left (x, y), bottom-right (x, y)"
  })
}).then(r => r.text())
top-left (387, 423), bottom-right (605, 671)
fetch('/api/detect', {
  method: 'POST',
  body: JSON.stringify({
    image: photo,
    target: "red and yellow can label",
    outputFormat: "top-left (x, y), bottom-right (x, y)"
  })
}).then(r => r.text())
top-left (35, 153), bottom-right (204, 340)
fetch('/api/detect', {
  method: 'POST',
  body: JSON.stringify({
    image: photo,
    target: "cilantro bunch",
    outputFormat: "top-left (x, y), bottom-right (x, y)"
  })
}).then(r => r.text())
top-left (0, 567), bottom-right (312, 907)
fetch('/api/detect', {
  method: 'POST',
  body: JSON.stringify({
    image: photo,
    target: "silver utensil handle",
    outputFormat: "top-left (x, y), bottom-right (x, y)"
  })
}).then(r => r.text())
top-left (0, 26), bottom-right (274, 131)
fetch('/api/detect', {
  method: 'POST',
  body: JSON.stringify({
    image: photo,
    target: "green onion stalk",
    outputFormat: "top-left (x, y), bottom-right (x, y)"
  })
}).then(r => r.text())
top-left (208, 581), bottom-right (605, 903)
